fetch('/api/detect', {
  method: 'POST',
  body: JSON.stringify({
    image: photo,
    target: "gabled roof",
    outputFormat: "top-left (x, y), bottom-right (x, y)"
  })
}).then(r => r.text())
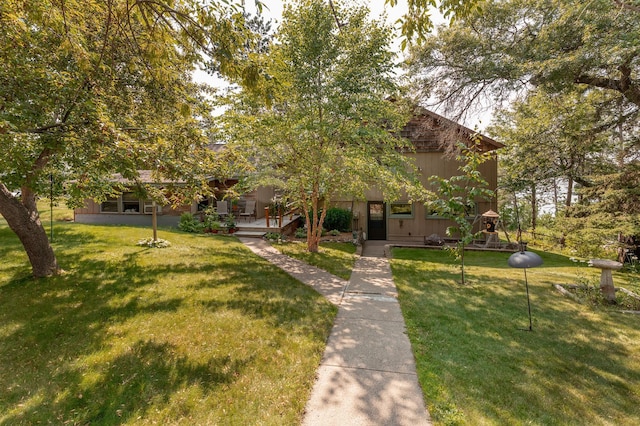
top-left (401, 108), bottom-right (504, 153)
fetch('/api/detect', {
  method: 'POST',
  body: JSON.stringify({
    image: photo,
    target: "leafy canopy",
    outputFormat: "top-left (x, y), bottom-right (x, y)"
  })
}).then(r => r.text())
top-left (224, 0), bottom-right (422, 251)
top-left (407, 0), bottom-right (640, 114)
top-left (0, 0), bottom-right (257, 205)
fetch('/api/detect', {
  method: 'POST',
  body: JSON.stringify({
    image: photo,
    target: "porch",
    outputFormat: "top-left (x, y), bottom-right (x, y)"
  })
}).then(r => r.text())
top-left (234, 215), bottom-right (301, 238)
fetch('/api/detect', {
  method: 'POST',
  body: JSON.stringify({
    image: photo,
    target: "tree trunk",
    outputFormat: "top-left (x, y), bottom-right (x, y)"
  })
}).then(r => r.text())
top-left (531, 184), bottom-right (537, 234)
top-left (553, 178), bottom-right (559, 215)
top-left (565, 176), bottom-right (574, 208)
top-left (152, 201), bottom-right (158, 242)
top-left (460, 242), bottom-right (466, 285)
top-left (0, 184), bottom-right (60, 277)
top-left (307, 190), bottom-right (320, 253)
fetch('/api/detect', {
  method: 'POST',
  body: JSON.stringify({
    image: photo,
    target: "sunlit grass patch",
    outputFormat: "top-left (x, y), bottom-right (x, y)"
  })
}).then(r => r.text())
top-left (0, 221), bottom-right (335, 424)
top-left (273, 241), bottom-right (357, 280)
top-left (392, 248), bottom-right (640, 425)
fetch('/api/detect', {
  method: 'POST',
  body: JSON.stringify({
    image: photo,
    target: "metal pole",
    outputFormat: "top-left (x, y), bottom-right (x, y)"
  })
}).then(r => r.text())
top-left (524, 268), bottom-right (533, 331)
top-left (152, 201), bottom-right (158, 242)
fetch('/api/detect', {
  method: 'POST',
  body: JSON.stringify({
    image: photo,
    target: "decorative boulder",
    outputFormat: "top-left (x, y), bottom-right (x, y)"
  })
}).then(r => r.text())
top-left (424, 234), bottom-right (445, 246)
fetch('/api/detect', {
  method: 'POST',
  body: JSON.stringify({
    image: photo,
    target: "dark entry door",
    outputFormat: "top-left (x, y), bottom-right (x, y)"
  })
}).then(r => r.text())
top-left (367, 201), bottom-right (386, 240)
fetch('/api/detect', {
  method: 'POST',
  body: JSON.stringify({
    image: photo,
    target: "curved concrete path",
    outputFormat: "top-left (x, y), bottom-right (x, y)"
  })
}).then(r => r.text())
top-left (239, 238), bottom-right (431, 426)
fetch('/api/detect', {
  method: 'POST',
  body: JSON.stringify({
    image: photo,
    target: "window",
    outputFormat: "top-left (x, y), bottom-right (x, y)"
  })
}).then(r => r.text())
top-left (101, 196), bottom-right (119, 213)
top-left (197, 197), bottom-right (211, 212)
top-left (122, 192), bottom-right (140, 212)
top-left (100, 193), bottom-right (142, 213)
top-left (425, 208), bottom-right (440, 219)
top-left (425, 202), bottom-right (477, 219)
top-left (389, 202), bottom-right (413, 218)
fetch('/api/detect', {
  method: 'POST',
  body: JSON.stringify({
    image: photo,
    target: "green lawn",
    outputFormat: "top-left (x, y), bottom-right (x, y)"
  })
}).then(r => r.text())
top-left (272, 241), bottom-right (358, 280)
top-left (391, 248), bottom-right (640, 425)
top-left (0, 214), bottom-right (336, 424)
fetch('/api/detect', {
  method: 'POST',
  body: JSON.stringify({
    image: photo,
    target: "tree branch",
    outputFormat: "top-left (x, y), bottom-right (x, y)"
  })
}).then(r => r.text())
top-left (575, 74), bottom-right (640, 107)
top-left (613, 0), bottom-right (640, 13)
top-left (27, 121), bottom-right (90, 134)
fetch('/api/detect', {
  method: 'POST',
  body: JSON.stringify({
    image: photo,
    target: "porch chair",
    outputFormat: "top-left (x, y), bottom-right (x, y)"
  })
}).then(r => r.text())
top-left (239, 200), bottom-right (256, 222)
top-left (216, 200), bottom-right (229, 218)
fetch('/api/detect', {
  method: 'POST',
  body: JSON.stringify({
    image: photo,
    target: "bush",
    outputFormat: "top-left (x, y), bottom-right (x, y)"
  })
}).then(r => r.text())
top-left (179, 213), bottom-right (203, 233)
top-left (295, 227), bottom-right (307, 239)
top-left (202, 207), bottom-right (220, 232)
top-left (324, 208), bottom-right (352, 232)
top-left (329, 229), bottom-right (341, 236)
top-left (264, 232), bottom-right (284, 242)
top-left (137, 238), bottom-right (171, 248)
top-left (224, 213), bottom-right (236, 229)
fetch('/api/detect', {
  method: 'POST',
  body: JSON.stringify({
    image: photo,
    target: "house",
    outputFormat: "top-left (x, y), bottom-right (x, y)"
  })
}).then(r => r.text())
top-left (75, 110), bottom-right (502, 239)
top-left (331, 109), bottom-right (503, 242)
top-left (73, 169), bottom-right (276, 227)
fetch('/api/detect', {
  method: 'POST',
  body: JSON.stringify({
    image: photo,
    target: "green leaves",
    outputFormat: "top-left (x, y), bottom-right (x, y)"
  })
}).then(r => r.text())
top-left (224, 0), bottom-right (418, 251)
top-left (407, 0), bottom-right (640, 111)
top-left (0, 0), bottom-right (261, 275)
top-left (0, 0), bottom-right (255, 200)
top-left (426, 139), bottom-right (494, 283)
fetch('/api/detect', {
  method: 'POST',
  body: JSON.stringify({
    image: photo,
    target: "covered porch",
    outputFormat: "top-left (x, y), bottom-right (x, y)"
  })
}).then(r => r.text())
top-left (234, 214), bottom-right (301, 238)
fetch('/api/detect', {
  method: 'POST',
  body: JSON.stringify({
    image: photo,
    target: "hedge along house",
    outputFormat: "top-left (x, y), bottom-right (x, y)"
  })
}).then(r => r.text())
top-left (332, 109), bottom-right (504, 242)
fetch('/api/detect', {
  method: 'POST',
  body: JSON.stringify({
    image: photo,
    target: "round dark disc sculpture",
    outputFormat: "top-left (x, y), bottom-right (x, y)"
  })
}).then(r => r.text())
top-left (508, 251), bottom-right (543, 269)
top-left (508, 250), bottom-right (542, 331)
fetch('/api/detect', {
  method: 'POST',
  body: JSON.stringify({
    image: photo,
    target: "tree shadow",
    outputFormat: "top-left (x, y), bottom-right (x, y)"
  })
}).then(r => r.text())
top-left (392, 254), bottom-right (640, 424)
top-left (5, 339), bottom-right (253, 424)
top-left (0, 225), bottom-right (334, 423)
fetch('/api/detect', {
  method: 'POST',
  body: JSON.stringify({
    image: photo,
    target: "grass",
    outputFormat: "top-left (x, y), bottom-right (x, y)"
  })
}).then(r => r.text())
top-left (391, 247), bottom-right (640, 425)
top-left (0, 207), bottom-right (336, 424)
top-left (272, 241), bottom-right (358, 280)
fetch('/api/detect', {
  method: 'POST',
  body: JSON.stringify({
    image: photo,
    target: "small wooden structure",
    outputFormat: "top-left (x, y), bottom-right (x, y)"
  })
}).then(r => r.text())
top-left (481, 209), bottom-right (500, 248)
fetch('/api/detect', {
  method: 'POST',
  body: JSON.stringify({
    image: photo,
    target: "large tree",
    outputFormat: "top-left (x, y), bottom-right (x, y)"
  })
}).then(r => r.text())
top-left (0, 0), bottom-right (258, 277)
top-left (406, 0), bottom-right (640, 117)
top-left (224, 0), bottom-right (422, 252)
top-left (407, 0), bottom-right (640, 248)
top-left (490, 89), bottom-right (612, 221)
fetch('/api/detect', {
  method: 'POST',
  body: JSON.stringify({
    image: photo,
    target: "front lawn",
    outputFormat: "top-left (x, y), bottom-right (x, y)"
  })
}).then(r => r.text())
top-left (0, 220), bottom-right (336, 424)
top-left (391, 248), bottom-right (640, 425)
top-left (272, 241), bottom-right (358, 280)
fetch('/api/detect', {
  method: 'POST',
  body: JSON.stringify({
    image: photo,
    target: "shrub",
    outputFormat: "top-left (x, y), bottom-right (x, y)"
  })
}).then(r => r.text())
top-left (264, 232), bottom-right (284, 242)
top-left (224, 213), bottom-right (236, 229)
top-left (202, 207), bottom-right (220, 231)
top-left (324, 208), bottom-right (352, 232)
top-left (136, 238), bottom-right (171, 248)
top-left (179, 213), bottom-right (203, 233)
top-left (295, 227), bottom-right (307, 238)
top-left (329, 229), bottom-right (341, 236)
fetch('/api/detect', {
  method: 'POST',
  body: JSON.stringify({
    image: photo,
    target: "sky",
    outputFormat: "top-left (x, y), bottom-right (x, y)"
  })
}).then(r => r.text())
top-left (193, 1), bottom-right (490, 128)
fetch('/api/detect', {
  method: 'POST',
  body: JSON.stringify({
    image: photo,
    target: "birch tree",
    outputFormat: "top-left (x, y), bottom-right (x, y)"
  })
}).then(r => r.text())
top-left (225, 0), bottom-right (422, 252)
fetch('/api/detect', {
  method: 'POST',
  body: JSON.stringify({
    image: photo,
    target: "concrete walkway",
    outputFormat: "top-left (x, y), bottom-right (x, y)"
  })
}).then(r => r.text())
top-left (239, 238), bottom-right (431, 426)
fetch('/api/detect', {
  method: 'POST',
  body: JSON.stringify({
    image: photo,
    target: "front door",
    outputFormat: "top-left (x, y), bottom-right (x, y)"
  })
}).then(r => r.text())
top-left (367, 201), bottom-right (386, 240)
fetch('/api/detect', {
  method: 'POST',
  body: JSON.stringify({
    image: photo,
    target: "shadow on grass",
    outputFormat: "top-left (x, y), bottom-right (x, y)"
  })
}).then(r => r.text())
top-left (0, 224), bottom-right (334, 424)
top-left (397, 246), bottom-right (579, 270)
top-left (392, 248), bottom-right (640, 425)
top-left (10, 340), bottom-right (253, 424)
